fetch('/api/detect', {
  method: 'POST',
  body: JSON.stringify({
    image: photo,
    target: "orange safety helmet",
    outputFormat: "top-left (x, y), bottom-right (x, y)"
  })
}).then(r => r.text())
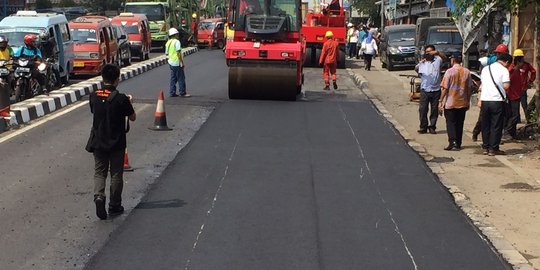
top-left (24, 34), bottom-right (37, 47)
top-left (493, 44), bottom-right (509, 54)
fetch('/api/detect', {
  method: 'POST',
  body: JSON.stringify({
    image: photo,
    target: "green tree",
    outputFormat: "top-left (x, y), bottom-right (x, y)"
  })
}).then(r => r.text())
top-left (35, 0), bottom-right (53, 9)
top-left (60, 0), bottom-right (76, 7)
top-left (351, 0), bottom-right (379, 21)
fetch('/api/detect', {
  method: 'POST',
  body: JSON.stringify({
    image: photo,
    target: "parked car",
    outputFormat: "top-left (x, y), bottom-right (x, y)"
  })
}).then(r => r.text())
top-left (110, 13), bottom-right (151, 61)
top-left (197, 18), bottom-right (226, 49)
top-left (69, 16), bottom-right (119, 76)
top-left (111, 24), bottom-right (131, 66)
top-left (0, 10), bottom-right (75, 84)
top-left (380, 24), bottom-right (416, 71)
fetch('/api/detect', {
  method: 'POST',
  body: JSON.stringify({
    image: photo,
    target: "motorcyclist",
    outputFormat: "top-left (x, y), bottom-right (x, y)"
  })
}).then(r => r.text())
top-left (13, 34), bottom-right (46, 88)
top-left (39, 30), bottom-right (61, 89)
top-left (0, 35), bottom-right (14, 61)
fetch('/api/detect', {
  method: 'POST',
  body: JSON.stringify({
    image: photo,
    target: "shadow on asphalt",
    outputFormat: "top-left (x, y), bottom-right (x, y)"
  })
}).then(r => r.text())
top-left (135, 199), bottom-right (187, 209)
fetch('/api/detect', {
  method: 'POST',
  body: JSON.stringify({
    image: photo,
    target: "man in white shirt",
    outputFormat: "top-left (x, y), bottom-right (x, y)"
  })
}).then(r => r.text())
top-left (479, 53), bottom-right (512, 156)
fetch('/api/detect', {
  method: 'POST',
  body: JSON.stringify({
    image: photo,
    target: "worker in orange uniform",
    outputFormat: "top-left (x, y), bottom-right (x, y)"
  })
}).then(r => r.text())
top-left (319, 30), bottom-right (339, 90)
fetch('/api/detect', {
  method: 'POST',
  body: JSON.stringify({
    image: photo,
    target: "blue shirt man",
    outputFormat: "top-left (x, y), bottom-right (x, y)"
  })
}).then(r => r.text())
top-left (14, 44), bottom-right (43, 58)
top-left (417, 55), bottom-right (442, 91)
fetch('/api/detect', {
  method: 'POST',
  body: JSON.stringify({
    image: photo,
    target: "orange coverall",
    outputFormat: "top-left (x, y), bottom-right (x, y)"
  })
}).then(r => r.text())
top-left (319, 38), bottom-right (339, 87)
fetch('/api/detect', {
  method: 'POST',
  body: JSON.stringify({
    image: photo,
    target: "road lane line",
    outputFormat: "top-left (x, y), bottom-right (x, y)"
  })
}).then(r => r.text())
top-left (337, 103), bottom-right (419, 270)
top-left (0, 99), bottom-right (150, 145)
top-left (184, 132), bottom-right (242, 270)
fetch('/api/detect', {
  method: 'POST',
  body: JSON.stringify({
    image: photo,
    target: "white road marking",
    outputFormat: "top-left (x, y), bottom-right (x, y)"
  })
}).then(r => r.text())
top-left (184, 132), bottom-right (242, 270)
top-left (338, 103), bottom-right (419, 270)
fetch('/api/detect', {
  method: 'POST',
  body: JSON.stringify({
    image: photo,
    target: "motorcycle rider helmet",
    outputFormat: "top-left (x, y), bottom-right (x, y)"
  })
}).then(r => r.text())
top-left (24, 34), bottom-right (38, 47)
top-left (39, 32), bottom-right (49, 42)
top-left (493, 44), bottom-right (509, 54)
top-left (0, 35), bottom-right (7, 50)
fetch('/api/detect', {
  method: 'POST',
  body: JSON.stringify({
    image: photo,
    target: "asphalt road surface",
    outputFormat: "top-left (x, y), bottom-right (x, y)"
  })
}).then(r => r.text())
top-left (0, 50), bottom-right (510, 269)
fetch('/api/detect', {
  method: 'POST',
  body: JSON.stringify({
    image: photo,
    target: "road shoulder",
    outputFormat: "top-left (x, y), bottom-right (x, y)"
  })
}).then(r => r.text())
top-left (348, 58), bottom-right (539, 270)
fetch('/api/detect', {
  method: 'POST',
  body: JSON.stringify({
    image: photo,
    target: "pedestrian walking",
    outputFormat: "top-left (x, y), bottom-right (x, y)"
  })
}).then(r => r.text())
top-left (357, 26), bottom-right (367, 59)
top-left (415, 44), bottom-right (446, 134)
top-left (86, 64), bottom-right (136, 220)
top-left (478, 53), bottom-right (512, 156)
top-left (510, 49), bottom-right (536, 123)
top-left (438, 55), bottom-right (472, 150)
top-left (348, 26), bottom-right (359, 59)
top-left (165, 27), bottom-right (190, 98)
top-left (360, 31), bottom-right (377, 70)
top-left (319, 30), bottom-right (339, 90)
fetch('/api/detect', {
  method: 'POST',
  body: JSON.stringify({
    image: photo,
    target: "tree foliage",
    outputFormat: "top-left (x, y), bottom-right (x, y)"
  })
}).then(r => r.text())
top-left (35, 0), bottom-right (53, 9)
top-left (351, 0), bottom-right (379, 19)
top-left (452, 0), bottom-right (532, 19)
top-left (60, 0), bottom-right (76, 7)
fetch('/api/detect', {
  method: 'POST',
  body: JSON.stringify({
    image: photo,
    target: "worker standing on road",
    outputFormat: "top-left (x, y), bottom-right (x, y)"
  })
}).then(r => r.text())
top-left (86, 64), bottom-right (136, 220)
top-left (415, 44), bottom-right (446, 134)
top-left (438, 55), bottom-right (472, 151)
top-left (165, 28), bottom-right (190, 98)
top-left (319, 30), bottom-right (339, 91)
top-left (509, 49), bottom-right (536, 123)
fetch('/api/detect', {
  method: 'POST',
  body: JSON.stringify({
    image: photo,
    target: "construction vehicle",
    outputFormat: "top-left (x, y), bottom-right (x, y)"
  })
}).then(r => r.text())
top-left (224, 0), bottom-right (305, 100)
top-left (302, 0), bottom-right (346, 68)
top-left (124, 0), bottom-right (182, 47)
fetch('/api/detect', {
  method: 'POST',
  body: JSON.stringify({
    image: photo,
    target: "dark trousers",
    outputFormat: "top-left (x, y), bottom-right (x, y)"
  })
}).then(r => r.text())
top-left (169, 65), bottom-right (186, 96)
top-left (481, 101), bottom-right (505, 150)
top-left (519, 90), bottom-right (527, 120)
top-left (444, 108), bottom-right (467, 147)
top-left (348, 43), bottom-right (357, 58)
top-left (504, 100), bottom-right (520, 138)
top-left (94, 149), bottom-right (124, 206)
top-left (473, 110), bottom-right (482, 136)
top-left (363, 53), bottom-right (373, 70)
top-left (419, 90), bottom-right (441, 130)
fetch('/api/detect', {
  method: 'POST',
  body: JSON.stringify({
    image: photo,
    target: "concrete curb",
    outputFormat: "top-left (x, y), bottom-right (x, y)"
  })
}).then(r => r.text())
top-left (347, 69), bottom-right (535, 270)
top-left (3, 47), bottom-right (198, 128)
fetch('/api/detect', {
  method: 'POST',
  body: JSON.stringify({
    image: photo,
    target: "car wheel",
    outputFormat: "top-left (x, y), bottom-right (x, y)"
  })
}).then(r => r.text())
top-left (387, 58), bottom-right (395, 71)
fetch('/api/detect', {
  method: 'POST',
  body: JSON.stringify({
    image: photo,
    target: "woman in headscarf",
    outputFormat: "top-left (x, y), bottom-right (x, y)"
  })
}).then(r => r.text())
top-left (361, 31), bottom-right (378, 71)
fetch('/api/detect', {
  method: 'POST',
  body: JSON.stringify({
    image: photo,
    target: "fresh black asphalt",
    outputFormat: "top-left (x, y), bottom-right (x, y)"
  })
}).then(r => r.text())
top-left (85, 49), bottom-right (510, 270)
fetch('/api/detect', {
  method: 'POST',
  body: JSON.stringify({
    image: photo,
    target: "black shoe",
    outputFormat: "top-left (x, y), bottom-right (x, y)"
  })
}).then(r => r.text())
top-left (472, 132), bottom-right (479, 142)
top-left (170, 93), bottom-right (179, 97)
top-left (428, 128), bottom-right (436, 134)
top-left (333, 80), bottom-right (338, 90)
top-left (323, 86), bottom-right (330, 91)
top-left (94, 196), bottom-right (107, 220)
top-left (108, 205), bottom-right (124, 215)
top-left (417, 129), bottom-right (427, 134)
top-left (444, 142), bottom-right (460, 151)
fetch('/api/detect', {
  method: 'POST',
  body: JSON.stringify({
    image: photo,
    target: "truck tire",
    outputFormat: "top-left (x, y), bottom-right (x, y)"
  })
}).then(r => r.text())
top-left (338, 46), bottom-right (346, 69)
top-left (217, 40), bottom-right (225, 50)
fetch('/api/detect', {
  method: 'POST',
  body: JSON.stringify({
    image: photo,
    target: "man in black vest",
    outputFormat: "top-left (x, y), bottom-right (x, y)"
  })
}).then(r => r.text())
top-left (87, 64), bottom-right (136, 220)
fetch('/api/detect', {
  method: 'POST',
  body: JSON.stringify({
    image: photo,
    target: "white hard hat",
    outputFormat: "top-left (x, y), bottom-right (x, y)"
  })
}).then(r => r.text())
top-left (168, 27), bottom-right (179, 36)
top-left (347, 23), bottom-right (353, 27)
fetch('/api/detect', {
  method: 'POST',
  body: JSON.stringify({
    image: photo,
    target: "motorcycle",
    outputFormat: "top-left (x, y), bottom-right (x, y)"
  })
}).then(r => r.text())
top-left (0, 59), bottom-right (11, 86)
top-left (13, 56), bottom-right (43, 102)
top-left (39, 57), bottom-right (60, 94)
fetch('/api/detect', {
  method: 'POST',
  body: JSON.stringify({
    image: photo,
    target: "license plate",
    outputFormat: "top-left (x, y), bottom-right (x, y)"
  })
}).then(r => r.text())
top-left (74, 61), bottom-right (85, 67)
top-left (16, 67), bottom-right (30, 72)
top-left (0, 69), bottom-right (9, 75)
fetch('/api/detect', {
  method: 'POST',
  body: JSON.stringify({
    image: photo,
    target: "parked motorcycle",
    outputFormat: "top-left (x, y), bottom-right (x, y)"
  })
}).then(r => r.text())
top-left (13, 56), bottom-right (43, 102)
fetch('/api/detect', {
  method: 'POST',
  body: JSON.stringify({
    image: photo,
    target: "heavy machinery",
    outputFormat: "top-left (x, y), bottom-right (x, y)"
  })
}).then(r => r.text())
top-left (302, 0), bottom-right (346, 68)
top-left (124, 0), bottom-right (182, 47)
top-left (225, 0), bottom-right (305, 100)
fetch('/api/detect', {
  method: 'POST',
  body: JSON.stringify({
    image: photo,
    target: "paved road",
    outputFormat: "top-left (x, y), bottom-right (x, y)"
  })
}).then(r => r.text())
top-left (83, 52), bottom-right (510, 269)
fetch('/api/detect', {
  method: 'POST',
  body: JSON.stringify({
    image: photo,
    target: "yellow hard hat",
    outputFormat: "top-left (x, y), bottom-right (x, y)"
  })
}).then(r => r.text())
top-left (513, 49), bottom-right (524, 57)
top-left (192, 13), bottom-right (197, 19)
top-left (325, 31), bottom-right (333, 37)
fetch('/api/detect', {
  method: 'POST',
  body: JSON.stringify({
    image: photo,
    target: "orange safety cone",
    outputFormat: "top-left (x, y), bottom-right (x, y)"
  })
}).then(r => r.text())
top-left (149, 90), bottom-right (172, 131)
top-left (123, 148), bottom-right (134, 172)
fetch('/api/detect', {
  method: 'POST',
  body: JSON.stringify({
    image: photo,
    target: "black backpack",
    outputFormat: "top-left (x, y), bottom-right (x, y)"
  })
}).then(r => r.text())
top-left (85, 90), bottom-right (121, 152)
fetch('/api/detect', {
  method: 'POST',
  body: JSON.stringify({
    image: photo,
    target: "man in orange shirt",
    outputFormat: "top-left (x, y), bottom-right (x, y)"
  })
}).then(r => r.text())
top-left (319, 31), bottom-right (339, 90)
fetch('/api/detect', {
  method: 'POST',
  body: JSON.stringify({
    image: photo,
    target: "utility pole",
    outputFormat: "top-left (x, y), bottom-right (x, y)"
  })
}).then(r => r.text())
top-left (407, 0), bottom-right (412, 24)
top-left (380, 0), bottom-right (384, 29)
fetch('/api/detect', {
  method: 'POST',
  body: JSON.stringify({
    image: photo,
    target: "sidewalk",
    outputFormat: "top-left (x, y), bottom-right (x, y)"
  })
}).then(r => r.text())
top-left (348, 58), bottom-right (540, 270)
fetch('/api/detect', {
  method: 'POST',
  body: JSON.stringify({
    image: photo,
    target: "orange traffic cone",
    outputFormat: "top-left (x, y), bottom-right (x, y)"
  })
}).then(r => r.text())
top-left (149, 90), bottom-right (172, 131)
top-left (123, 148), bottom-right (133, 171)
